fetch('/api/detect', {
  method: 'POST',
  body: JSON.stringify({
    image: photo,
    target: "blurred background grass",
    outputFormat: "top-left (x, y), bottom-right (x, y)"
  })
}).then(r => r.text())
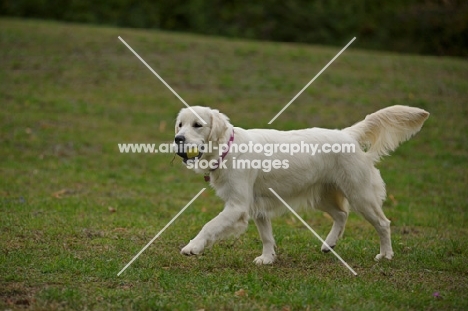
top-left (1, 0), bottom-right (467, 57)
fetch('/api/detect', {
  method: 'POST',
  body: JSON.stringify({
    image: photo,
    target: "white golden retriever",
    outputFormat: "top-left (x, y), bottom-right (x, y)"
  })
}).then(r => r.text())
top-left (174, 105), bottom-right (429, 264)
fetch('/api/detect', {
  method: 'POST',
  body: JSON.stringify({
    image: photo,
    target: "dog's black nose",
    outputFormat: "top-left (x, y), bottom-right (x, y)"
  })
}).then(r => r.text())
top-left (175, 135), bottom-right (185, 143)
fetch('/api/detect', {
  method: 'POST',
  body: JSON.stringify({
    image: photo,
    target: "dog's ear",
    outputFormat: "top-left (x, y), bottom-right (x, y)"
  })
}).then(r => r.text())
top-left (208, 110), bottom-right (229, 143)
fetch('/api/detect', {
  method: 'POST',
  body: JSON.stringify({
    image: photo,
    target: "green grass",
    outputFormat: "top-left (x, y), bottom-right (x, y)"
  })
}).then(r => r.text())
top-left (1, 18), bottom-right (467, 310)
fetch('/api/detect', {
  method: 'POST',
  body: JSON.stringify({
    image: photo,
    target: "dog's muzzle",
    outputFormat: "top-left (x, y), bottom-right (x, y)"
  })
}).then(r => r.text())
top-left (174, 142), bottom-right (203, 163)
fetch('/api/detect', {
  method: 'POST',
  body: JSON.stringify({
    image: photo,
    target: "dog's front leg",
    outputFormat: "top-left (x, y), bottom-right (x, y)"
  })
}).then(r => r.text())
top-left (181, 204), bottom-right (249, 256)
top-left (253, 216), bottom-right (276, 265)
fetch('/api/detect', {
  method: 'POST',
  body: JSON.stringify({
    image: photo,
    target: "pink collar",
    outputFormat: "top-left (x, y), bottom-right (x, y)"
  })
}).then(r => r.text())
top-left (204, 129), bottom-right (234, 182)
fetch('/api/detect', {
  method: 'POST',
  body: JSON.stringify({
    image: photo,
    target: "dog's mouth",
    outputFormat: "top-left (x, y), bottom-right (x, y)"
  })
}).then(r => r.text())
top-left (174, 143), bottom-right (204, 163)
top-left (180, 152), bottom-right (203, 163)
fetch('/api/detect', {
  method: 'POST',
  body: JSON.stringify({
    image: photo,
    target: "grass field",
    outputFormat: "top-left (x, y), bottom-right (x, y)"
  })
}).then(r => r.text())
top-left (1, 18), bottom-right (467, 310)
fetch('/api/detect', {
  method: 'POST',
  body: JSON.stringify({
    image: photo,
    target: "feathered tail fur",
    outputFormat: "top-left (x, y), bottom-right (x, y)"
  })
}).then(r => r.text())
top-left (343, 105), bottom-right (430, 162)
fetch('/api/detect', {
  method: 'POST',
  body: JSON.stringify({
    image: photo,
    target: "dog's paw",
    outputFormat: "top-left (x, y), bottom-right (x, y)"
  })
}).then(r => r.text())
top-left (374, 251), bottom-right (394, 261)
top-left (253, 254), bottom-right (276, 265)
top-left (321, 244), bottom-right (335, 253)
top-left (180, 239), bottom-right (205, 256)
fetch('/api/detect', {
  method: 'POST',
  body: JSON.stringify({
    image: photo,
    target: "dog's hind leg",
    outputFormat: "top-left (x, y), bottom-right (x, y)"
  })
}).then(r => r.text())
top-left (359, 204), bottom-right (393, 260)
top-left (347, 169), bottom-right (394, 260)
top-left (358, 201), bottom-right (393, 260)
top-left (318, 188), bottom-right (349, 253)
top-left (253, 216), bottom-right (276, 265)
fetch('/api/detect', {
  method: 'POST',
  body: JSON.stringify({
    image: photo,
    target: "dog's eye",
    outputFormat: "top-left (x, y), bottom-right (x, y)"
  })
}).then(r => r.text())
top-left (178, 122), bottom-right (182, 128)
top-left (193, 122), bottom-right (203, 128)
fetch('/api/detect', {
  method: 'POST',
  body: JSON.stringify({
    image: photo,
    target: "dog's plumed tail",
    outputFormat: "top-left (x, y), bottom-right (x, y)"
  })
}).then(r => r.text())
top-left (343, 105), bottom-right (429, 162)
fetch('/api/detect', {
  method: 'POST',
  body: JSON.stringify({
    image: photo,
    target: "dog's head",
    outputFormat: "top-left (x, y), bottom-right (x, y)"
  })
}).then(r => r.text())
top-left (174, 106), bottom-right (231, 163)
